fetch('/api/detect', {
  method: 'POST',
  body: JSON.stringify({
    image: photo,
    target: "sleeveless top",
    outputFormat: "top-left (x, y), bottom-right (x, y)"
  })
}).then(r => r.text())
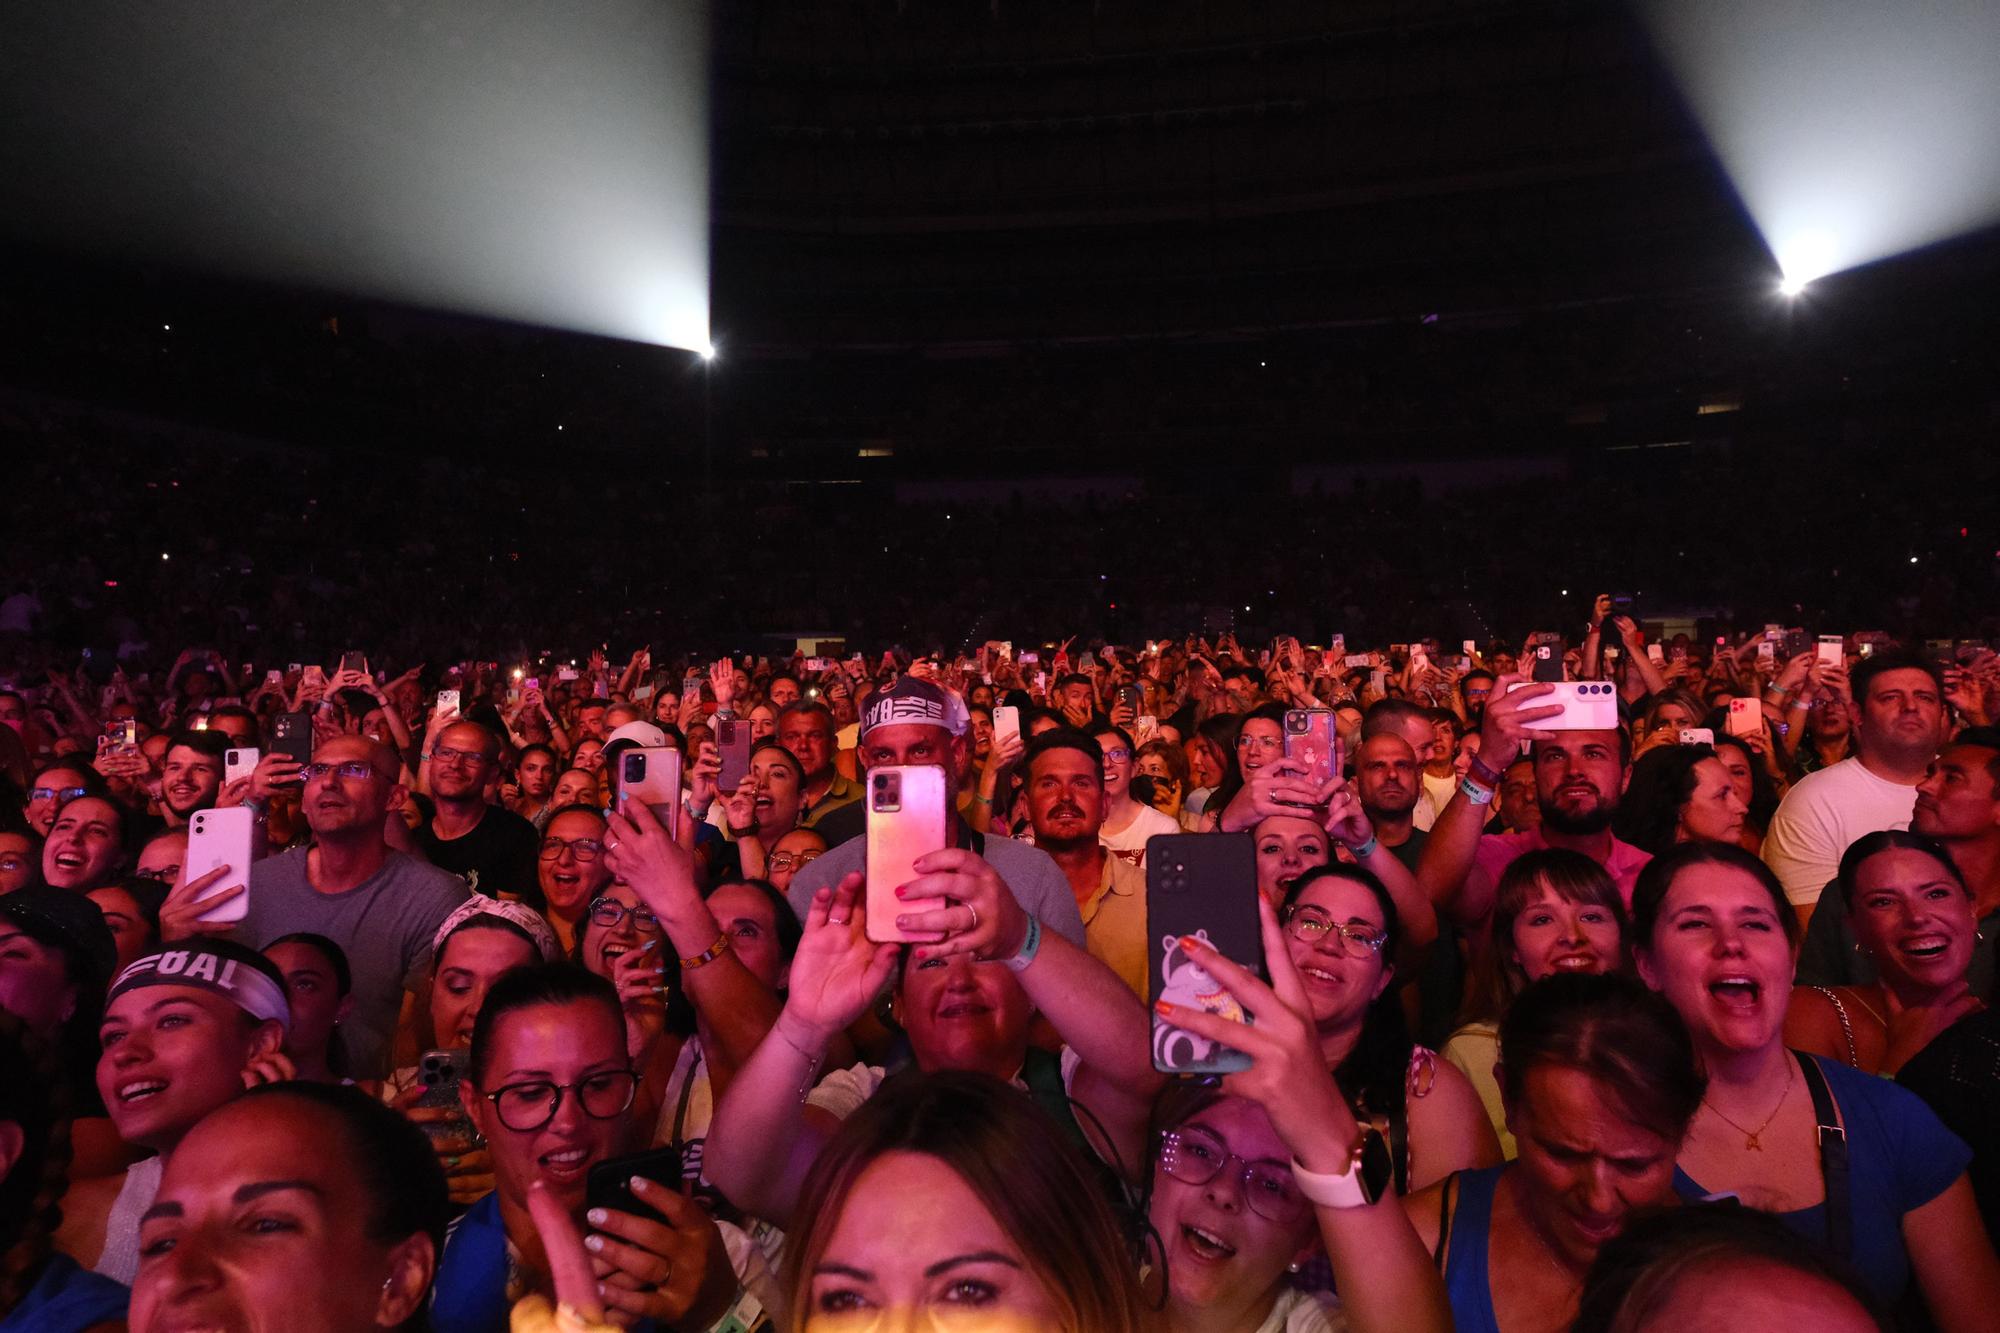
top-left (0, 1253), bottom-right (129, 1333)
top-left (92, 1154), bottom-right (163, 1287)
top-left (1432, 1164), bottom-right (1506, 1333)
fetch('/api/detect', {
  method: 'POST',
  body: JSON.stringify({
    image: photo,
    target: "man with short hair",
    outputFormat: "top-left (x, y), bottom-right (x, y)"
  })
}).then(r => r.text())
top-left (1353, 733), bottom-right (1426, 873)
top-left (1494, 755), bottom-right (1541, 835)
top-left (1052, 673), bottom-right (1098, 730)
top-left (777, 700), bottom-right (861, 828)
top-left (1459, 670), bottom-right (1495, 728)
top-left (1091, 724), bottom-right (1179, 870)
top-left (1219, 664), bottom-right (1265, 714)
top-left (1799, 728), bottom-right (2000, 998)
top-left (1024, 730), bottom-right (1147, 996)
top-left (1362, 698), bottom-right (1444, 830)
top-left (415, 719), bottom-right (543, 906)
top-left (158, 728), bottom-right (227, 827)
top-left (1763, 652), bottom-right (1948, 921)
top-left (788, 679), bottom-right (1086, 952)
top-left (575, 698), bottom-right (611, 742)
top-left (767, 674), bottom-right (802, 709)
top-left (212, 736), bottom-right (468, 1079)
top-left (203, 704), bottom-right (259, 749)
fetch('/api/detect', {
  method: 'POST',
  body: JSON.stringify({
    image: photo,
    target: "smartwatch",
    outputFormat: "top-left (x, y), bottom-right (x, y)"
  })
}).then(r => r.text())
top-left (1291, 1126), bottom-right (1393, 1208)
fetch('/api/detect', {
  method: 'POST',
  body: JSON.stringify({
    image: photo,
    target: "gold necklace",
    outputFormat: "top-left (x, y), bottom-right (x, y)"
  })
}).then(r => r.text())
top-left (1702, 1055), bottom-right (1795, 1151)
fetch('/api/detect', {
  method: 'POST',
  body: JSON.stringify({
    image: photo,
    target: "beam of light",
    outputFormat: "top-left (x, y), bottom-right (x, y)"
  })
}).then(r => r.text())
top-left (0, 2), bottom-right (709, 352)
top-left (1638, 0), bottom-right (2000, 289)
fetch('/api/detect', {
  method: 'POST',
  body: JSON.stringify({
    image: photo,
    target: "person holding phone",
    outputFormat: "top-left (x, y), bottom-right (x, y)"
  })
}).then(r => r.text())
top-left (702, 865), bottom-right (1159, 1230)
top-left (713, 743), bottom-right (808, 885)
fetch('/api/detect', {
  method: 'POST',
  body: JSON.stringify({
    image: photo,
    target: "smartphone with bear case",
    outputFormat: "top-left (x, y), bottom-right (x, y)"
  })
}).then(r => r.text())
top-left (1148, 833), bottom-right (1261, 1075)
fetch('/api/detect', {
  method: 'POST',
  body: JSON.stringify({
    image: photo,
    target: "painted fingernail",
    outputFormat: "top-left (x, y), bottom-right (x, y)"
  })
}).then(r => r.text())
top-left (1179, 934), bottom-right (1206, 952)
top-left (629, 1175), bottom-right (650, 1192)
top-left (584, 1234), bottom-right (604, 1252)
top-left (640, 939), bottom-right (659, 952)
top-left (1154, 999), bottom-right (1176, 1017)
top-left (586, 1208), bottom-right (608, 1226)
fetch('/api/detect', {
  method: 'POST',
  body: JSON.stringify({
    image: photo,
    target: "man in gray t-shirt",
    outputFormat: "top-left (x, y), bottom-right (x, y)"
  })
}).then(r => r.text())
top-left (211, 737), bottom-right (467, 1078)
top-left (232, 844), bottom-right (466, 1078)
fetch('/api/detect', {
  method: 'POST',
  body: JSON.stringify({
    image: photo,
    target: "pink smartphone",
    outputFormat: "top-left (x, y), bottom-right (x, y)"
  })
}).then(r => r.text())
top-left (865, 765), bottom-right (950, 943)
top-left (1283, 709), bottom-right (1340, 789)
top-left (186, 806), bottom-right (255, 924)
top-left (717, 718), bottom-right (752, 790)
top-left (616, 746), bottom-right (682, 840)
top-left (1726, 698), bottom-right (1762, 738)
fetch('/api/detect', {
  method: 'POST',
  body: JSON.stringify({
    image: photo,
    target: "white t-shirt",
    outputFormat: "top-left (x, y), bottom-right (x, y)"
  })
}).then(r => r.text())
top-left (1100, 801), bottom-right (1181, 868)
top-left (1257, 1287), bottom-right (1345, 1333)
top-left (1762, 757), bottom-right (1918, 906)
top-left (808, 1048), bottom-right (1082, 1121)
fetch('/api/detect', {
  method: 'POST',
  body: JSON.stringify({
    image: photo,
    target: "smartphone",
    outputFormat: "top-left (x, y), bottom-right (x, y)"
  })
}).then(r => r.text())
top-left (1344, 654), bottom-right (1371, 669)
top-left (556, 665), bottom-right (580, 683)
top-left (434, 688), bottom-right (461, 718)
top-left (339, 651), bottom-right (368, 676)
top-left (302, 663), bottom-right (326, 690)
top-left (616, 747), bottom-right (682, 840)
top-left (1756, 641), bottom-right (1776, 664)
top-left (864, 765), bottom-right (950, 943)
top-left (993, 705), bottom-right (1022, 751)
top-left (1115, 684), bottom-right (1142, 714)
top-left (1149, 833), bottom-right (1261, 1075)
top-left (1033, 670), bottom-right (1048, 690)
top-left (224, 747), bottom-right (259, 785)
top-left (1132, 714), bottom-right (1159, 747)
top-left (1078, 651), bottom-right (1098, 671)
top-left (806, 656), bottom-right (832, 672)
top-left (1506, 681), bottom-right (1619, 731)
top-left (1816, 635), bottom-right (1845, 668)
top-left (1647, 642), bottom-right (1665, 665)
top-left (1678, 728), bottom-right (1717, 746)
top-left (586, 1147), bottom-right (684, 1227)
top-left (1781, 629), bottom-right (1809, 662)
top-left (271, 711), bottom-right (313, 769)
top-left (1670, 642), bottom-right (1688, 662)
top-left (1726, 697), bottom-right (1763, 738)
top-left (1283, 709), bottom-right (1340, 788)
top-left (185, 806), bottom-right (254, 924)
top-left (1019, 652), bottom-right (1040, 665)
top-left (716, 717), bottom-right (752, 790)
top-left (102, 718), bottom-right (139, 754)
top-left (523, 676), bottom-right (541, 693)
top-left (1461, 639), bottom-right (1478, 656)
top-left (263, 668), bottom-right (283, 686)
top-left (415, 1048), bottom-right (469, 1109)
top-left (1531, 643), bottom-right (1565, 684)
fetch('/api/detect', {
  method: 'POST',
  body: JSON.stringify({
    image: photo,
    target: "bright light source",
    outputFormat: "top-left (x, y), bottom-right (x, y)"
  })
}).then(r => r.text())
top-left (699, 342), bottom-right (717, 362)
top-left (160, 552), bottom-right (170, 561)
top-left (1775, 229), bottom-right (1838, 295)
top-left (1777, 274), bottom-right (1808, 297)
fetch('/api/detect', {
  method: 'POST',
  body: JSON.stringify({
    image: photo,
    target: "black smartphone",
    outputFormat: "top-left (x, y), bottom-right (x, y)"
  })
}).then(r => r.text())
top-left (1782, 629), bottom-right (1809, 662)
top-left (1147, 833), bottom-right (1261, 1075)
top-left (1531, 642), bottom-right (1565, 684)
top-left (1115, 684), bottom-right (1142, 713)
top-left (271, 711), bottom-right (313, 769)
top-left (586, 1146), bottom-right (685, 1227)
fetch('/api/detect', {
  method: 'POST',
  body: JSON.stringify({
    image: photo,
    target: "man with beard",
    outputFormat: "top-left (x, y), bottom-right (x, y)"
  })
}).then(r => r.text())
top-left (1024, 730), bottom-right (1146, 997)
top-left (156, 729), bottom-right (227, 828)
top-left (200, 736), bottom-right (468, 1079)
top-left (1416, 677), bottom-right (1649, 930)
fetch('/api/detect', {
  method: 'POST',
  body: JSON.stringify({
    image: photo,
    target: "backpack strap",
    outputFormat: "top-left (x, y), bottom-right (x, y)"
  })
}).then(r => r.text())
top-left (1795, 1050), bottom-right (1851, 1261)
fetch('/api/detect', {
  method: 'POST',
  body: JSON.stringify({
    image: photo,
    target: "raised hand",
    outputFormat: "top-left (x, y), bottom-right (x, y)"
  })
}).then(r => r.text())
top-left (895, 848), bottom-right (1030, 962)
top-left (783, 876), bottom-right (900, 1044)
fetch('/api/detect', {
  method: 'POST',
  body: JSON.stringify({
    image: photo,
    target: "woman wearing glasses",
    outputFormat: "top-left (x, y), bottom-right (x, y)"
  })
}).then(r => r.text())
top-left (388, 898), bottom-right (561, 1207)
top-left (1275, 866), bottom-right (1498, 1197)
top-left (433, 962), bottom-right (757, 1332)
top-left (537, 806), bottom-right (615, 956)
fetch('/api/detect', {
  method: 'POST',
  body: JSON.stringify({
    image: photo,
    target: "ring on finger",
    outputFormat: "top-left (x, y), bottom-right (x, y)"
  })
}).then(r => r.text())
top-left (965, 901), bottom-right (979, 933)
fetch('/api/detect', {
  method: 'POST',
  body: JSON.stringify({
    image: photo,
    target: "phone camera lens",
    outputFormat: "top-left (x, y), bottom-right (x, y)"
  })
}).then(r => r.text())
top-left (874, 775), bottom-right (889, 790)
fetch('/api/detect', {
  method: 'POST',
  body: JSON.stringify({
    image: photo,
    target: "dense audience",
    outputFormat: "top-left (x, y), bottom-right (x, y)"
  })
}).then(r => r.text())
top-left (3, 568), bottom-right (2000, 1331)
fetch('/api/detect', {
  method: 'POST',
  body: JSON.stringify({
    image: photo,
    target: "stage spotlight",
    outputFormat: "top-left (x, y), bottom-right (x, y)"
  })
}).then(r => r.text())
top-left (700, 342), bottom-right (718, 363)
top-left (1777, 275), bottom-right (1808, 298)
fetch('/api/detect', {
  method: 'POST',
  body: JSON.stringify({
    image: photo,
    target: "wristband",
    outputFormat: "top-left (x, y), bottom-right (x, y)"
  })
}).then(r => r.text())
top-left (1466, 752), bottom-right (1504, 789)
top-left (1002, 914), bottom-right (1043, 973)
top-left (1345, 834), bottom-right (1379, 861)
top-left (1290, 1127), bottom-right (1391, 1209)
top-left (1459, 776), bottom-right (1496, 806)
top-left (679, 932), bottom-right (732, 971)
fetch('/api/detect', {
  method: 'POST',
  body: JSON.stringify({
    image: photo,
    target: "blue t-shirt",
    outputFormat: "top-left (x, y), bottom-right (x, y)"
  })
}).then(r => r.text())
top-left (0, 1253), bottom-right (129, 1333)
top-left (432, 1193), bottom-right (663, 1333)
top-left (1674, 1054), bottom-right (1971, 1303)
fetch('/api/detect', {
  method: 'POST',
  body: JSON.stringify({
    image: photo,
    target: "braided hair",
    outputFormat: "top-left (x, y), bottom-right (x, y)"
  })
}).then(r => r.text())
top-left (0, 1010), bottom-right (73, 1317)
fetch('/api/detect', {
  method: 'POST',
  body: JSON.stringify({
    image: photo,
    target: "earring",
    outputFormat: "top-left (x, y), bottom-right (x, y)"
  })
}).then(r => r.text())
top-left (1287, 1261), bottom-right (1302, 1274)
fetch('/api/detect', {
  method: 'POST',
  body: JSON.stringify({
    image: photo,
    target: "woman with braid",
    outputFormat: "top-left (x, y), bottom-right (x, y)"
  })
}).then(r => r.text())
top-left (0, 1011), bottom-right (127, 1332)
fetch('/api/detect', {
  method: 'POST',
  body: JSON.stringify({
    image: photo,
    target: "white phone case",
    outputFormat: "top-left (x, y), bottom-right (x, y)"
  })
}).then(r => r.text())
top-left (186, 806), bottom-right (255, 923)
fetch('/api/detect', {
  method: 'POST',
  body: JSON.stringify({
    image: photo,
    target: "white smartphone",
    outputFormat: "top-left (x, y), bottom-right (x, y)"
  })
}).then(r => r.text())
top-left (1506, 681), bottom-right (1619, 731)
top-left (1678, 728), bottom-right (1717, 746)
top-left (993, 705), bottom-right (1022, 751)
top-left (186, 806), bottom-right (255, 924)
top-left (224, 747), bottom-right (259, 785)
top-left (1816, 635), bottom-right (1845, 667)
top-left (616, 746), bottom-right (683, 840)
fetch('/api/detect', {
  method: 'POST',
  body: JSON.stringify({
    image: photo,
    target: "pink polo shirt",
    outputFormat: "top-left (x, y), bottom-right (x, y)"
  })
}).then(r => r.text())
top-left (1471, 826), bottom-right (1652, 907)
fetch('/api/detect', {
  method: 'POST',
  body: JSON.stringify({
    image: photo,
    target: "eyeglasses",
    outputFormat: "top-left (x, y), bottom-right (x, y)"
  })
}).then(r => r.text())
top-left (1102, 746), bottom-right (1132, 764)
top-left (483, 1068), bottom-right (639, 1133)
top-left (30, 786), bottom-right (88, 804)
top-left (0, 854), bottom-right (28, 875)
top-left (1160, 1127), bottom-right (1310, 1224)
top-left (1282, 906), bottom-right (1388, 957)
top-left (1236, 734), bottom-right (1282, 752)
top-left (299, 761), bottom-right (377, 783)
top-left (430, 744), bottom-right (490, 767)
top-left (767, 849), bottom-right (822, 873)
top-left (588, 898), bottom-right (659, 932)
top-left (540, 835), bottom-right (604, 863)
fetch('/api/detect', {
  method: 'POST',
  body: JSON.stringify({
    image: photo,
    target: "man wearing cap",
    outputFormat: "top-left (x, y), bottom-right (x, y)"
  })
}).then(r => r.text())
top-left (54, 939), bottom-right (291, 1286)
top-left (414, 719), bottom-right (543, 908)
top-left (785, 678), bottom-right (1086, 952)
top-left (192, 736), bottom-right (467, 1081)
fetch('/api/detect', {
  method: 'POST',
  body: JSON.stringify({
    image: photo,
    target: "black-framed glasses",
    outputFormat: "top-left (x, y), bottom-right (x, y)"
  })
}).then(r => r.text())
top-left (1282, 906), bottom-right (1388, 958)
top-left (588, 898), bottom-right (659, 933)
top-left (540, 835), bottom-right (604, 863)
top-left (484, 1068), bottom-right (639, 1132)
top-left (29, 786), bottom-right (88, 804)
top-left (299, 761), bottom-right (376, 783)
top-left (430, 744), bottom-right (490, 767)
top-left (1160, 1127), bottom-right (1309, 1223)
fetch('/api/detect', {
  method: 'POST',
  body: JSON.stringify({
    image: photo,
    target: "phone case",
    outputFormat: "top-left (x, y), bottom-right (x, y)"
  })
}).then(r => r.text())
top-left (186, 806), bottom-right (255, 923)
top-left (717, 718), bottom-right (752, 790)
top-left (1531, 643), bottom-right (1565, 683)
top-left (1284, 709), bottom-right (1340, 787)
top-left (224, 747), bottom-right (259, 785)
top-left (271, 712), bottom-right (313, 766)
top-left (1148, 833), bottom-right (1261, 1074)
top-left (992, 706), bottom-right (1022, 750)
top-left (586, 1147), bottom-right (685, 1226)
top-left (1726, 698), bottom-right (1762, 738)
top-left (865, 765), bottom-right (950, 943)
top-left (617, 747), bottom-right (682, 840)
